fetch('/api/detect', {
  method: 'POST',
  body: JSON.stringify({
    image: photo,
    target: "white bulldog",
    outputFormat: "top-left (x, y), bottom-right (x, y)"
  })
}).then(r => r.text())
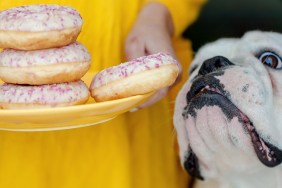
top-left (174, 31), bottom-right (282, 188)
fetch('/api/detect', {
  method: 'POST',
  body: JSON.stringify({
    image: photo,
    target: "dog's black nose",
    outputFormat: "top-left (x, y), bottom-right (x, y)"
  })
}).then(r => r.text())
top-left (199, 56), bottom-right (234, 75)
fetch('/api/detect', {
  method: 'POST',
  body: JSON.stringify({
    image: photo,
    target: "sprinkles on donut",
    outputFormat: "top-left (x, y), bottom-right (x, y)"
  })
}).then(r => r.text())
top-left (0, 4), bottom-right (83, 50)
top-left (90, 52), bottom-right (180, 102)
top-left (0, 4), bottom-right (91, 109)
top-left (0, 42), bottom-right (91, 85)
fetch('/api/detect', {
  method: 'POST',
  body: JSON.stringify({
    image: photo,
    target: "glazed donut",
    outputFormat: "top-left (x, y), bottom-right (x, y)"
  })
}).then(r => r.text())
top-left (0, 80), bottom-right (89, 109)
top-left (0, 4), bottom-right (83, 50)
top-left (90, 52), bottom-right (179, 102)
top-left (0, 42), bottom-right (91, 85)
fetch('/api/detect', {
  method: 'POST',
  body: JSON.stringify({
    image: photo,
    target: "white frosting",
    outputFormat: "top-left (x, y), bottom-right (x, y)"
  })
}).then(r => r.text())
top-left (0, 4), bottom-right (83, 32)
top-left (91, 52), bottom-right (178, 88)
top-left (0, 80), bottom-right (89, 104)
top-left (0, 42), bottom-right (91, 67)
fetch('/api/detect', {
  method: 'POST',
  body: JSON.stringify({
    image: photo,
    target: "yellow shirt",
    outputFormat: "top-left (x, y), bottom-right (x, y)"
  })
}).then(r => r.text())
top-left (0, 0), bottom-right (204, 187)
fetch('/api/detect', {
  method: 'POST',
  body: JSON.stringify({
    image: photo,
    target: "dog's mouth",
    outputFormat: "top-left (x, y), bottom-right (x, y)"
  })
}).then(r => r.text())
top-left (183, 75), bottom-right (282, 179)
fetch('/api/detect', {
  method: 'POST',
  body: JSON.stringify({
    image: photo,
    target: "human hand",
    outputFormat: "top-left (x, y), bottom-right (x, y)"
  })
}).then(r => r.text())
top-left (125, 2), bottom-right (182, 109)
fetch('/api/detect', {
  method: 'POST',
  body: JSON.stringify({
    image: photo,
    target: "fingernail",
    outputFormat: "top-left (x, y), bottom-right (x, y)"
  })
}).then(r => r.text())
top-left (129, 107), bottom-right (139, 113)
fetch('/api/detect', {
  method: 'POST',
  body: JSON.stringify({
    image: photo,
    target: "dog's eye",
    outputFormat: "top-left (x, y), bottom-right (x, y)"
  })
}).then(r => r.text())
top-left (259, 52), bottom-right (282, 69)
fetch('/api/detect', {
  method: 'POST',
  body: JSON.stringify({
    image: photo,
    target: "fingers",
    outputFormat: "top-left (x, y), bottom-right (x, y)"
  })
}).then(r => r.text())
top-left (145, 33), bottom-right (176, 57)
top-left (135, 87), bottom-right (169, 109)
top-left (126, 32), bottom-right (176, 61)
top-left (125, 35), bottom-right (146, 60)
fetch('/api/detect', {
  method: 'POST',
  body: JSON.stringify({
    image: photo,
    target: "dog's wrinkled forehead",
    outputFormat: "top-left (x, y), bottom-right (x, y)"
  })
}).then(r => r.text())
top-left (190, 30), bottom-right (282, 76)
top-left (241, 31), bottom-right (282, 54)
top-left (189, 38), bottom-right (239, 75)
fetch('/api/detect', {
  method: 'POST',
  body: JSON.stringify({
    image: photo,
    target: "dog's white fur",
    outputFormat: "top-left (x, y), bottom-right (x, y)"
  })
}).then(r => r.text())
top-left (174, 31), bottom-right (282, 188)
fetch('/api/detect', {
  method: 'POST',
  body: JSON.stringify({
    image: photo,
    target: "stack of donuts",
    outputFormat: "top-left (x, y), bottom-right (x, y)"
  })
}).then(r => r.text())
top-left (0, 4), bottom-right (91, 109)
top-left (0, 4), bottom-right (180, 110)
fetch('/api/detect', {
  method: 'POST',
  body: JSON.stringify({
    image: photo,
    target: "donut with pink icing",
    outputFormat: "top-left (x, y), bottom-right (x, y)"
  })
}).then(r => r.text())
top-left (0, 4), bottom-right (83, 50)
top-left (0, 42), bottom-right (91, 85)
top-left (90, 52), bottom-right (179, 102)
top-left (0, 80), bottom-right (89, 109)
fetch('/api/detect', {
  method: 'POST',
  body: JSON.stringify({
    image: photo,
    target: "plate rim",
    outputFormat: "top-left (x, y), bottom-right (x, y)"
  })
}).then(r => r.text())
top-left (0, 91), bottom-right (154, 115)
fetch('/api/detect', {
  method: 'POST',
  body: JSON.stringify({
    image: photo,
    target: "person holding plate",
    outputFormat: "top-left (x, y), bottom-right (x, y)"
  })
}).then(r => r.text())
top-left (0, 0), bottom-right (205, 187)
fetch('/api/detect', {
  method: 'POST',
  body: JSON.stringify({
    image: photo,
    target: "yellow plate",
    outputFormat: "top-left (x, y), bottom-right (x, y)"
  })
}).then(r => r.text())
top-left (0, 71), bottom-right (154, 131)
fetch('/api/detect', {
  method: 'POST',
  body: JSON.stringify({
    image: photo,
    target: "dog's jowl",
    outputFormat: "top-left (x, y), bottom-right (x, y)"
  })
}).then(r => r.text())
top-left (174, 31), bottom-right (282, 188)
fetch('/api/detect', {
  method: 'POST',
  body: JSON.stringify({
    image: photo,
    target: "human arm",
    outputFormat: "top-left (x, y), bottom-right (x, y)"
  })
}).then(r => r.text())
top-left (125, 2), bottom-right (177, 108)
top-left (125, 0), bottom-right (205, 108)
